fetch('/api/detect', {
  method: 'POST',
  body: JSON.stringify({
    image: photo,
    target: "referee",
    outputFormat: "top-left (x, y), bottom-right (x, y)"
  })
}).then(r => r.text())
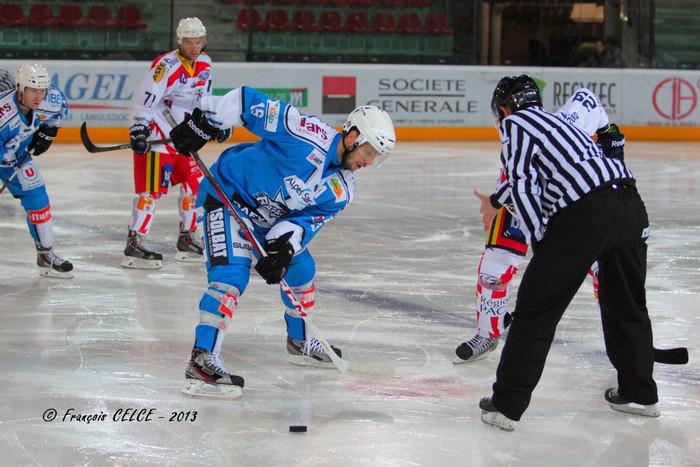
top-left (479, 75), bottom-right (659, 431)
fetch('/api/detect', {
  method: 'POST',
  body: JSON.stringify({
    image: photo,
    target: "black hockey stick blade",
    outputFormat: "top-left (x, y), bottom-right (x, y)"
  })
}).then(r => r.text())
top-left (79, 122), bottom-right (170, 153)
top-left (654, 346), bottom-right (688, 365)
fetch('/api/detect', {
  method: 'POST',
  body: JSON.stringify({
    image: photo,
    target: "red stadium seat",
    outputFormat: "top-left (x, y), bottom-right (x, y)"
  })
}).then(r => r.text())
top-left (345, 11), bottom-right (370, 33)
top-left (372, 11), bottom-right (396, 33)
top-left (86, 5), bottom-right (117, 28)
top-left (292, 10), bottom-right (320, 32)
top-left (319, 10), bottom-right (341, 32)
top-left (116, 4), bottom-right (147, 29)
top-left (58, 4), bottom-right (85, 28)
top-left (0, 3), bottom-right (26, 26)
top-left (28, 4), bottom-right (57, 27)
top-left (265, 9), bottom-right (290, 31)
top-left (236, 8), bottom-right (264, 31)
top-left (398, 12), bottom-right (421, 34)
top-left (424, 11), bottom-right (452, 34)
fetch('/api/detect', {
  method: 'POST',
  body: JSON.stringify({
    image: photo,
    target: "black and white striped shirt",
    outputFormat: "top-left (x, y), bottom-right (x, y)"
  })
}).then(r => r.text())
top-left (495, 106), bottom-right (634, 244)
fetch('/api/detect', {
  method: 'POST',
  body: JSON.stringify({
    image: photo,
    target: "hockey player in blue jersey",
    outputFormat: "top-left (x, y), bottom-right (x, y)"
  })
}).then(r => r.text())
top-left (167, 87), bottom-right (395, 399)
top-left (0, 63), bottom-right (73, 278)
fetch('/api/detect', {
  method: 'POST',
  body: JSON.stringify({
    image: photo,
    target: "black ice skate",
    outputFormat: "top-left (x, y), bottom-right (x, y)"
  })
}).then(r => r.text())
top-left (183, 347), bottom-right (245, 400)
top-left (175, 223), bottom-right (204, 262)
top-left (36, 248), bottom-right (74, 279)
top-left (479, 397), bottom-right (516, 432)
top-left (453, 335), bottom-right (498, 364)
top-left (121, 229), bottom-right (163, 269)
top-left (604, 387), bottom-right (660, 417)
top-left (287, 336), bottom-right (342, 368)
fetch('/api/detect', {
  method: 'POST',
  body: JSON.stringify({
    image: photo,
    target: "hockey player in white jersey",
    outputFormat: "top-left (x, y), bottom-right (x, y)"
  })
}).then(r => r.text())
top-left (123, 17), bottom-right (230, 269)
top-left (0, 63), bottom-right (73, 278)
top-left (167, 87), bottom-right (395, 399)
top-left (454, 86), bottom-right (623, 363)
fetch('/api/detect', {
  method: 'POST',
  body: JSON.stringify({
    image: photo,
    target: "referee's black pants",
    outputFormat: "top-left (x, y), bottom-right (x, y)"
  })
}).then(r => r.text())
top-left (492, 185), bottom-right (658, 421)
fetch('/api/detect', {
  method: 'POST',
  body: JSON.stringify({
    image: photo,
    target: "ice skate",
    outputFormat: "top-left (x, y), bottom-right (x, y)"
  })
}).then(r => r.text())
top-left (287, 336), bottom-right (342, 368)
top-left (604, 387), bottom-right (660, 417)
top-left (37, 248), bottom-right (74, 279)
top-left (174, 223), bottom-right (204, 262)
top-left (121, 229), bottom-right (163, 269)
top-left (183, 348), bottom-right (244, 400)
top-left (453, 335), bottom-right (498, 364)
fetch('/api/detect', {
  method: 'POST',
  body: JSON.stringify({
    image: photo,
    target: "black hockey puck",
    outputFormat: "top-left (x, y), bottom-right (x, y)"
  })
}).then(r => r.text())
top-left (289, 425), bottom-right (307, 433)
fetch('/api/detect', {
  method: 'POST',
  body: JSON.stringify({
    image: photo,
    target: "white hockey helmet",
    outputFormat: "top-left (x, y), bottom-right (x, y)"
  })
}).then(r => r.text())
top-left (176, 17), bottom-right (207, 43)
top-left (343, 105), bottom-right (396, 164)
top-left (16, 63), bottom-right (50, 94)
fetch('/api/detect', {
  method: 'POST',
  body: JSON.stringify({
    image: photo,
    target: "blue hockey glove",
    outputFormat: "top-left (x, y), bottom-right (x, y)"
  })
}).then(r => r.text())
top-left (255, 232), bottom-right (294, 285)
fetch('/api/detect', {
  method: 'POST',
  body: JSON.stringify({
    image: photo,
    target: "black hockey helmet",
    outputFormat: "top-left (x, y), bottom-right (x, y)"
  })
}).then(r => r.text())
top-left (490, 75), bottom-right (542, 121)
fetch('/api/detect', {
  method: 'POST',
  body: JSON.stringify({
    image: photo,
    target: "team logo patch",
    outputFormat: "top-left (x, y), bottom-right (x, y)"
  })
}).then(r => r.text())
top-left (153, 61), bottom-right (166, 83)
top-left (205, 207), bottom-right (229, 266)
top-left (264, 100), bottom-right (280, 132)
top-left (179, 73), bottom-right (188, 84)
top-left (306, 152), bottom-right (324, 167)
top-left (198, 70), bottom-right (210, 80)
top-left (23, 166), bottom-right (37, 180)
top-left (28, 205), bottom-right (51, 224)
top-left (329, 177), bottom-right (345, 201)
top-left (284, 175), bottom-right (313, 207)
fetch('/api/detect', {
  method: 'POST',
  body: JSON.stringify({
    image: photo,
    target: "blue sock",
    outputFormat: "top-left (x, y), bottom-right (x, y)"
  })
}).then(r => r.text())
top-left (284, 312), bottom-right (305, 341)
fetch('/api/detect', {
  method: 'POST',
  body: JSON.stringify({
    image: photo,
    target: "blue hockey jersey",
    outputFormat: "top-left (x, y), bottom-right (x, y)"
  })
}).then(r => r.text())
top-left (197, 86), bottom-right (354, 252)
top-left (0, 85), bottom-right (68, 164)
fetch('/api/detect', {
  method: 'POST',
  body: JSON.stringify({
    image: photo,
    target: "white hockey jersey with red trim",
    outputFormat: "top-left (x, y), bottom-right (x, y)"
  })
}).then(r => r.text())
top-left (131, 50), bottom-right (213, 154)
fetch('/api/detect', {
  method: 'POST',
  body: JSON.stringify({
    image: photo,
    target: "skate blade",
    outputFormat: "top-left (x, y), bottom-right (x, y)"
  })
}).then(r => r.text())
top-left (481, 411), bottom-right (516, 431)
top-left (121, 256), bottom-right (162, 269)
top-left (174, 251), bottom-right (204, 263)
top-left (453, 352), bottom-right (491, 365)
top-left (182, 379), bottom-right (242, 400)
top-left (609, 403), bottom-right (660, 417)
top-left (38, 268), bottom-right (74, 279)
top-left (287, 354), bottom-right (336, 369)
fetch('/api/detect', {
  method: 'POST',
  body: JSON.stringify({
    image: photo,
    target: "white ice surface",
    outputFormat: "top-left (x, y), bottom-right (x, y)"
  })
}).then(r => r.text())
top-left (0, 142), bottom-right (698, 466)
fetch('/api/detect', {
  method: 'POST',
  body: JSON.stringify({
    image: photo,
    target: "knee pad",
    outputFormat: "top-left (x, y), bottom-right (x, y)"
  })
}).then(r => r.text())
top-left (279, 249), bottom-right (316, 311)
top-left (196, 281), bottom-right (241, 354)
top-left (475, 248), bottom-right (522, 338)
top-left (476, 248), bottom-right (522, 295)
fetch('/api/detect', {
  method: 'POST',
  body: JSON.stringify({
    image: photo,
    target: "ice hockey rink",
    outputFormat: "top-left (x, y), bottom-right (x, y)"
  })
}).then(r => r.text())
top-left (1, 141), bottom-right (698, 466)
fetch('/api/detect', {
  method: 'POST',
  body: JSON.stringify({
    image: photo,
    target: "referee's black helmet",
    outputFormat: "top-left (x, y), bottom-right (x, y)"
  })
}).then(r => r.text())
top-left (491, 75), bottom-right (542, 121)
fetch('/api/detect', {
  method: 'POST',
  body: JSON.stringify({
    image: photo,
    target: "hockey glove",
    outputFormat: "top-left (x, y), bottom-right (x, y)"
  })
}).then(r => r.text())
top-left (170, 108), bottom-right (218, 154)
top-left (255, 232), bottom-right (294, 285)
top-left (27, 124), bottom-right (59, 156)
top-left (596, 123), bottom-right (625, 160)
top-left (129, 124), bottom-right (151, 154)
top-left (216, 127), bottom-right (233, 143)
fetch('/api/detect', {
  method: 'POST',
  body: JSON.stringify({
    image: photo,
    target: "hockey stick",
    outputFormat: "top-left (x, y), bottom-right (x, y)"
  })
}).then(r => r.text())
top-left (79, 122), bottom-right (171, 153)
top-left (163, 110), bottom-right (393, 378)
top-left (654, 346), bottom-right (689, 365)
